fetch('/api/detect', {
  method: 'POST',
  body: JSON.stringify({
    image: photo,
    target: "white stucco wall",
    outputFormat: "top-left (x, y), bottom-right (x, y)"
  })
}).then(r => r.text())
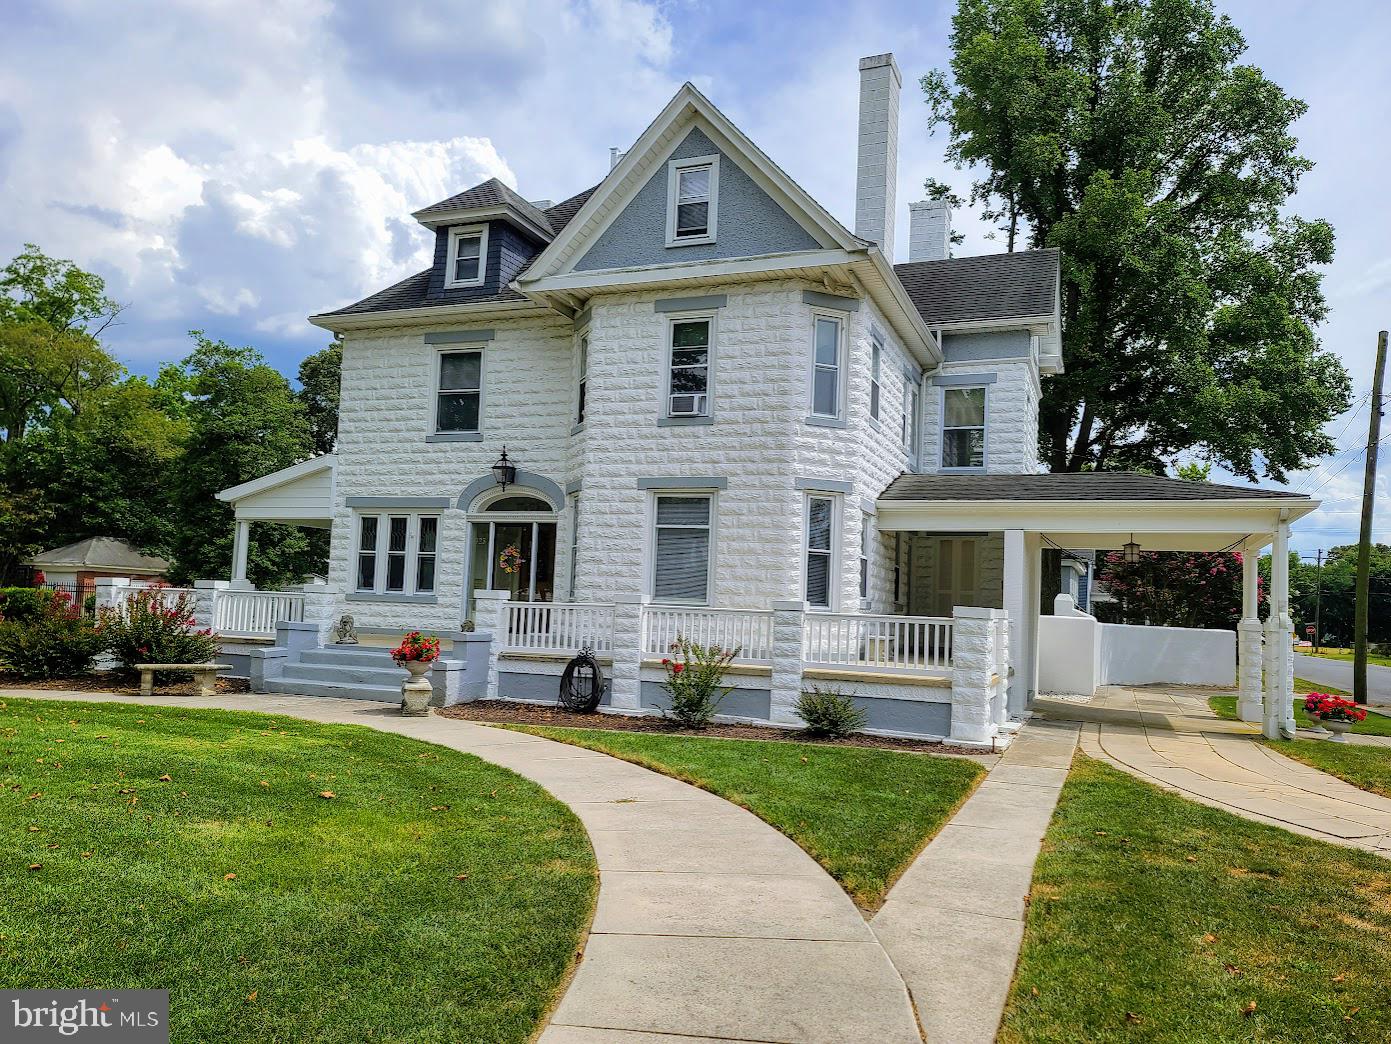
top-left (1100, 623), bottom-right (1236, 687)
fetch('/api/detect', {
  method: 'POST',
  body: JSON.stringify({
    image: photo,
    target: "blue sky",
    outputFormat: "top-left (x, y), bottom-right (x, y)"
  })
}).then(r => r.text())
top-left (2, 0), bottom-right (1386, 556)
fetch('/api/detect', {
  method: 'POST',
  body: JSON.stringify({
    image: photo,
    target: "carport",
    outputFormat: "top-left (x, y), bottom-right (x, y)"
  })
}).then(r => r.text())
top-left (875, 473), bottom-right (1320, 740)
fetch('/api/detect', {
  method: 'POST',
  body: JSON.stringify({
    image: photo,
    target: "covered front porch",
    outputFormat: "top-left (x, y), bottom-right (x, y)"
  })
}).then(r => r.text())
top-left (876, 472), bottom-right (1320, 742)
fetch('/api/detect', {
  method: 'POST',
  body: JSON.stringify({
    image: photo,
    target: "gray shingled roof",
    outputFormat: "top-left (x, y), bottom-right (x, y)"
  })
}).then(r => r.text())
top-left (415, 177), bottom-right (556, 234)
top-left (26, 536), bottom-right (169, 573)
top-left (893, 248), bottom-right (1059, 326)
top-left (321, 187), bottom-right (600, 318)
top-left (880, 472), bottom-right (1308, 502)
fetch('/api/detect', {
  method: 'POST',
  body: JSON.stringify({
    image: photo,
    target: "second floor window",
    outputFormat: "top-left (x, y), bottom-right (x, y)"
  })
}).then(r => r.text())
top-left (810, 315), bottom-right (843, 419)
top-left (576, 332), bottom-right (589, 424)
top-left (942, 386), bottom-right (987, 469)
top-left (903, 377), bottom-right (921, 463)
top-left (445, 225), bottom-right (488, 288)
top-left (437, 349), bottom-right (482, 433)
top-left (667, 318), bottom-right (711, 417)
top-left (870, 337), bottom-right (882, 422)
top-left (356, 513), bottom-right (438, 595)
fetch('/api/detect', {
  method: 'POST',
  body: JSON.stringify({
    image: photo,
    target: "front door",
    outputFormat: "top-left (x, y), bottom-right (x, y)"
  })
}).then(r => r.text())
top-left (465, 494), bottom-right (557, 622)
top-left (931, 537), bottom-right (980, 617)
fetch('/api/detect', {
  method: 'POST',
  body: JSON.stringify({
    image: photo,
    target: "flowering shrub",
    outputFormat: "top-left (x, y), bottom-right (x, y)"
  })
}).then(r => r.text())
top-left (660, 635), bottom-right (738, 729)
top-left (1094, 550), bottom-right (1262, 628)
top-left (99, 586), bottom-right (219, 672)
top-left (391, 631), bottom-right (440, 666)
top-left (795, 687), bottom-right (867, 738)
top-left (0, 588), bottom-right (105, 679)
top-left (1303, 693), bottom-right (1367, 725)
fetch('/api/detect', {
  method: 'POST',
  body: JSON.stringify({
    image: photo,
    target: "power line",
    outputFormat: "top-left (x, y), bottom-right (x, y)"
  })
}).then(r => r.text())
top-left (1303, 431), bottom-right (1391, 499)
top-left (1292, 391), bottom-right (1376, 494)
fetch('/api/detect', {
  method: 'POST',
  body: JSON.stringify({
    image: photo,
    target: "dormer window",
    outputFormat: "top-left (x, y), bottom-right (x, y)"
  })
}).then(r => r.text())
top-left (666, 155), bottom-right (719, 246)
top-left (445, 225), bottom-right (488, 288)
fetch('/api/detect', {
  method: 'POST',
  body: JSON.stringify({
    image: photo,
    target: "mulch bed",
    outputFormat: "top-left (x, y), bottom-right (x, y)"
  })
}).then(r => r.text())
top-left (438, 699), bottom-right (992, 756)
top-left (0, 673), bottom-right (251, 697)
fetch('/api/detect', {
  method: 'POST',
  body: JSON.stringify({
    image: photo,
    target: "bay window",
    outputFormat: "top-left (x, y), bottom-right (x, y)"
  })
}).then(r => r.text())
top-left (804, 494), bottom-right (836, 609)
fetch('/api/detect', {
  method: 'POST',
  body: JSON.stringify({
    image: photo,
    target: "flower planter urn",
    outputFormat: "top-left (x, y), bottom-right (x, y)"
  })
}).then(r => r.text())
top-left (1303, 707), bottom-right (1330, 735)
top-left (400, 659), bottom-right (434, 716)
top-left (1322, 718), bottom-right (1353, 742)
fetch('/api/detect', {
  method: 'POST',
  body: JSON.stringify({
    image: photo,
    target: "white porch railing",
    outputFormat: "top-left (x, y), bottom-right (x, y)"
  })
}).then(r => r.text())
top-left (642, 605), bottom-right (775, 664)
top-left (213, 590), bottom-right (305, 638)
top-left (110, 586), bottom-right (196, 611)
top-left (802, 612), bottom-right (953, 674)
top-left (502, 602), bottom-right (615, 654)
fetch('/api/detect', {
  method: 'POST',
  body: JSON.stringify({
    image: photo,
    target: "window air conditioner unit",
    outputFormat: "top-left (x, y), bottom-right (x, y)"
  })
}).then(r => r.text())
top-left (668, 393), bottom-right (707, 417)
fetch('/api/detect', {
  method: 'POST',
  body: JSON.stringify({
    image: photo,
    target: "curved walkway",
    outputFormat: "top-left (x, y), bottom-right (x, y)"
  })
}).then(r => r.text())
top-left (7, 689), bottom-right (921, 1044)
top-left (1038, 686), bottom-right (1391, 857)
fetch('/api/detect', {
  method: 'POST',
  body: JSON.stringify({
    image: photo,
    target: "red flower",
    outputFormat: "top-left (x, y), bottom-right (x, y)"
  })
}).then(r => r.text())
top-left (672, 662), bottom-right (685, 674)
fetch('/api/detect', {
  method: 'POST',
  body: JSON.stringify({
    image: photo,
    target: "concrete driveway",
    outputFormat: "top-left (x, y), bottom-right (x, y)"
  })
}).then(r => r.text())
top-left (1295, 652), bottom-right (1391, 706)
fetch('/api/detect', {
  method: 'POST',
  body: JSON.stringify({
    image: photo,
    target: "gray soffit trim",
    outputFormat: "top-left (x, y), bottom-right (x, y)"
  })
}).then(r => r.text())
top-left (345, 496), bottom-right (452, 509)
top-left (424, 329), bottom-right (495, 344)
top-left (636, 476), bottom-right (729, 490)
top-left (565, 479), bottom-right (582, 495)
top-left (794, 477), bottom-right (854, 494)
top-left (802, 290), bottom-right (861, 312)
top-left (458, 468), bottom-right (565, 511)
top-left (346, 592), bottom-right (440, 604)
top-left (574, 307), bottom-right (592, 330)
top-left (805, 415), bottom-right (848, 429)
top-left (657, 416), bottom-right (714, 427)
top-left (426, 432), bottom-right (484, 443)
top-left (932, 372), bottom-right (998, 387)
top-left (653, 294), bottom-right (727, 313)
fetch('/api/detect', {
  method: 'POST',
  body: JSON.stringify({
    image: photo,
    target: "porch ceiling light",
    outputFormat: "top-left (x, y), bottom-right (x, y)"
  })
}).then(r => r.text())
top-left (491, 446), bottom-right (517, 489)
top-left (1122, 533), bottom-right (1141, 564)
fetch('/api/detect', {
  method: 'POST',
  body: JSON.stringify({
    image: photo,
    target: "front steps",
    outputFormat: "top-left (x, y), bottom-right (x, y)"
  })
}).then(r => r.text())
top-left (261, 644), bottom-right (406, 702)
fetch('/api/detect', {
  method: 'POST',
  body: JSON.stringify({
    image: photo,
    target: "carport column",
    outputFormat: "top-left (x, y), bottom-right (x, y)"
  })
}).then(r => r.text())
top-left (474, 590), bottom-right (511, 701)
top-left (769, 600), bottom-right (807, 726)
top-left (950, 606), bottom-right (1002, 746)
top-left (608, 595), bottom-right (644, 712)
top-left (1002, 529), bottom-right (1041, 718)
top-left (229, 519), bottom-right (253, 589)
top-left (1236, 540), bottom-right (1265, 723)
top-left (1263, 524), bottom-right (1296, 739)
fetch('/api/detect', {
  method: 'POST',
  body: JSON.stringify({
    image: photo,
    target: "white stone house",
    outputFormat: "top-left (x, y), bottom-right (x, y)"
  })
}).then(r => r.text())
top-left (210, 53), bottom-right (1317, 746)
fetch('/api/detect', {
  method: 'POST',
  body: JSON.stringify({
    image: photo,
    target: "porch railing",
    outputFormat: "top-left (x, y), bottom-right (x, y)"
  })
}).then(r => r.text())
top-left (641, 605), bottom-right (775, 664)
top-left (213, 590), bottom-right (305, 639)
top-left (501, 602), bottom-right (615, 654)
top-left (802, 612), bottom-right (953, 674)
top-left (111, 585), bottom-right (197, 611)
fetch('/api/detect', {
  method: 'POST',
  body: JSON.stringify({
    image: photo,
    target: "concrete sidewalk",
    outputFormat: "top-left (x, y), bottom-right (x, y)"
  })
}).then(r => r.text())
top-left (7, 689), bottom-right (922, 1044)
top-left (872, 719), bottom-right (1081, 1044)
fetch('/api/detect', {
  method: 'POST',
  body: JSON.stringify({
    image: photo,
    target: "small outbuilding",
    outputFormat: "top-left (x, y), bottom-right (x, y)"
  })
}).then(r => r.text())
top-left (24, 536), bottom-right (170, 595)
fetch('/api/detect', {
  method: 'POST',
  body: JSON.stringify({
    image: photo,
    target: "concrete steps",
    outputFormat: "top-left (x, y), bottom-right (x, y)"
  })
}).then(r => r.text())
top-left (261, 675), bottom-right (402, 702)
top-left (263, 645), bottom-right (407, 702)
top-left (298, 646), bottom-right (400, 668)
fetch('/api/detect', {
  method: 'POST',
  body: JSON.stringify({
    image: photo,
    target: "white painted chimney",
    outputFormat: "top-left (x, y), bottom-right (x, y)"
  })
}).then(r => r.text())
top-left (854, 53), bottom-right (901, 259)
top-left (908, 199), bottom-right (952, 261)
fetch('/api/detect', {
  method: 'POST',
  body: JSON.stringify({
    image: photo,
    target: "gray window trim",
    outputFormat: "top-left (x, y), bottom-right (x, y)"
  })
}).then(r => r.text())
top-left (345, 496), bottom-right (452, 509)
top-left (657, 415), bottom-right (714, 427)
top-left (426, 432), bottom-right (484, 443)
top-left (458, 469), bottom-right (564, 512)
top-left (637, 476), bottom-right (728, 490)
top-left (805, 414), bottom-right (848, 430)
top-left (653, 294), bottom-right (727, 313)
top-left (932, 371), bottom-right (998, 387)
top-left (564, 478), bottom-right (583, 495)
top-left (425, 329), bottom-right (495, 344)
top-left (346, 592), bottom-right (439, 604)
top-left (793, 477), bottom-right (854, 494)
top-left (801, 290), bottom-right (860, 312)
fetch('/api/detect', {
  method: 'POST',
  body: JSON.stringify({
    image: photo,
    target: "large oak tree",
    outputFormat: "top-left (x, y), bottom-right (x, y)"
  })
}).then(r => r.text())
top-left (923, 0), bottom-right (1351, 479)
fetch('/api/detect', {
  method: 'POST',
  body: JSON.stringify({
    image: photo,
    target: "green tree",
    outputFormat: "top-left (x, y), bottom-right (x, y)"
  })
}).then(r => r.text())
top-left (297, 338), bottom-right (341, 455)
top-left (166, 332), bottom-right (325, 587)
top-left (1292, 544), bottom-right (1391, 647)
top-left (923, 0), bottom-right (1351, 479)
top-left (1094, 549), bottom-right (1258, 628)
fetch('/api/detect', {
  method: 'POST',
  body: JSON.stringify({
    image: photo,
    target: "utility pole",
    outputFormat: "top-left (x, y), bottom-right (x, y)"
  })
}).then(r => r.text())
top-left (1313, 548), bottom-right (1324, 653)
top-left (1354, 330), bottom-right (1387, 705)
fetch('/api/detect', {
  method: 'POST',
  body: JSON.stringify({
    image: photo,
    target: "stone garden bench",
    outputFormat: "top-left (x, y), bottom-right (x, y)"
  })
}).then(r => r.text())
top-left (135, 663), bottom-right (231, 697)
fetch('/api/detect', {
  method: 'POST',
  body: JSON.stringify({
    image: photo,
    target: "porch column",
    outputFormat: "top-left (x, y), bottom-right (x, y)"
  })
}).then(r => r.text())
top-left (608, 594), bottom-right (644, 712)
top-left (1236, 540), bottom-right (1265, 722)
top-left (1002, 529), bottom-right (1041, 718)
top-left (1263, 524), bottom-right (1296, 739)
top-left (230, 519), bottom-right (252, 589)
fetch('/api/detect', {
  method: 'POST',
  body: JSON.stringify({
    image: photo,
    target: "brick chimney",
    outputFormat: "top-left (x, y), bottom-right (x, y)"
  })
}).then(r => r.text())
top-left (908, 199), bottom-right (952, 261)
top-left (854, 53), bottom-right (901, 260)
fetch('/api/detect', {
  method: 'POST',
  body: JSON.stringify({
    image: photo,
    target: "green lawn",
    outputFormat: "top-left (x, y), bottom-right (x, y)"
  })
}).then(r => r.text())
top-left (1000, 755), bottom-right (1391, 1042)
top-left (504, 725), bottom-right (984, 907)
top-left (1209, 687), bottom-right (1391, 737)
top-left (2, 697), bottom-right (595, 1043)
top-left (1275, 739), bottom-right (1391, 800)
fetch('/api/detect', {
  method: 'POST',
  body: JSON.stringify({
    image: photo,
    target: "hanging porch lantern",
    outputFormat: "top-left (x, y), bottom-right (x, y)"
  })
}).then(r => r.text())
top-left (1122, 533), bottom-right (1141, 564)
top-left (491, 446), bottom-right (517, 489)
